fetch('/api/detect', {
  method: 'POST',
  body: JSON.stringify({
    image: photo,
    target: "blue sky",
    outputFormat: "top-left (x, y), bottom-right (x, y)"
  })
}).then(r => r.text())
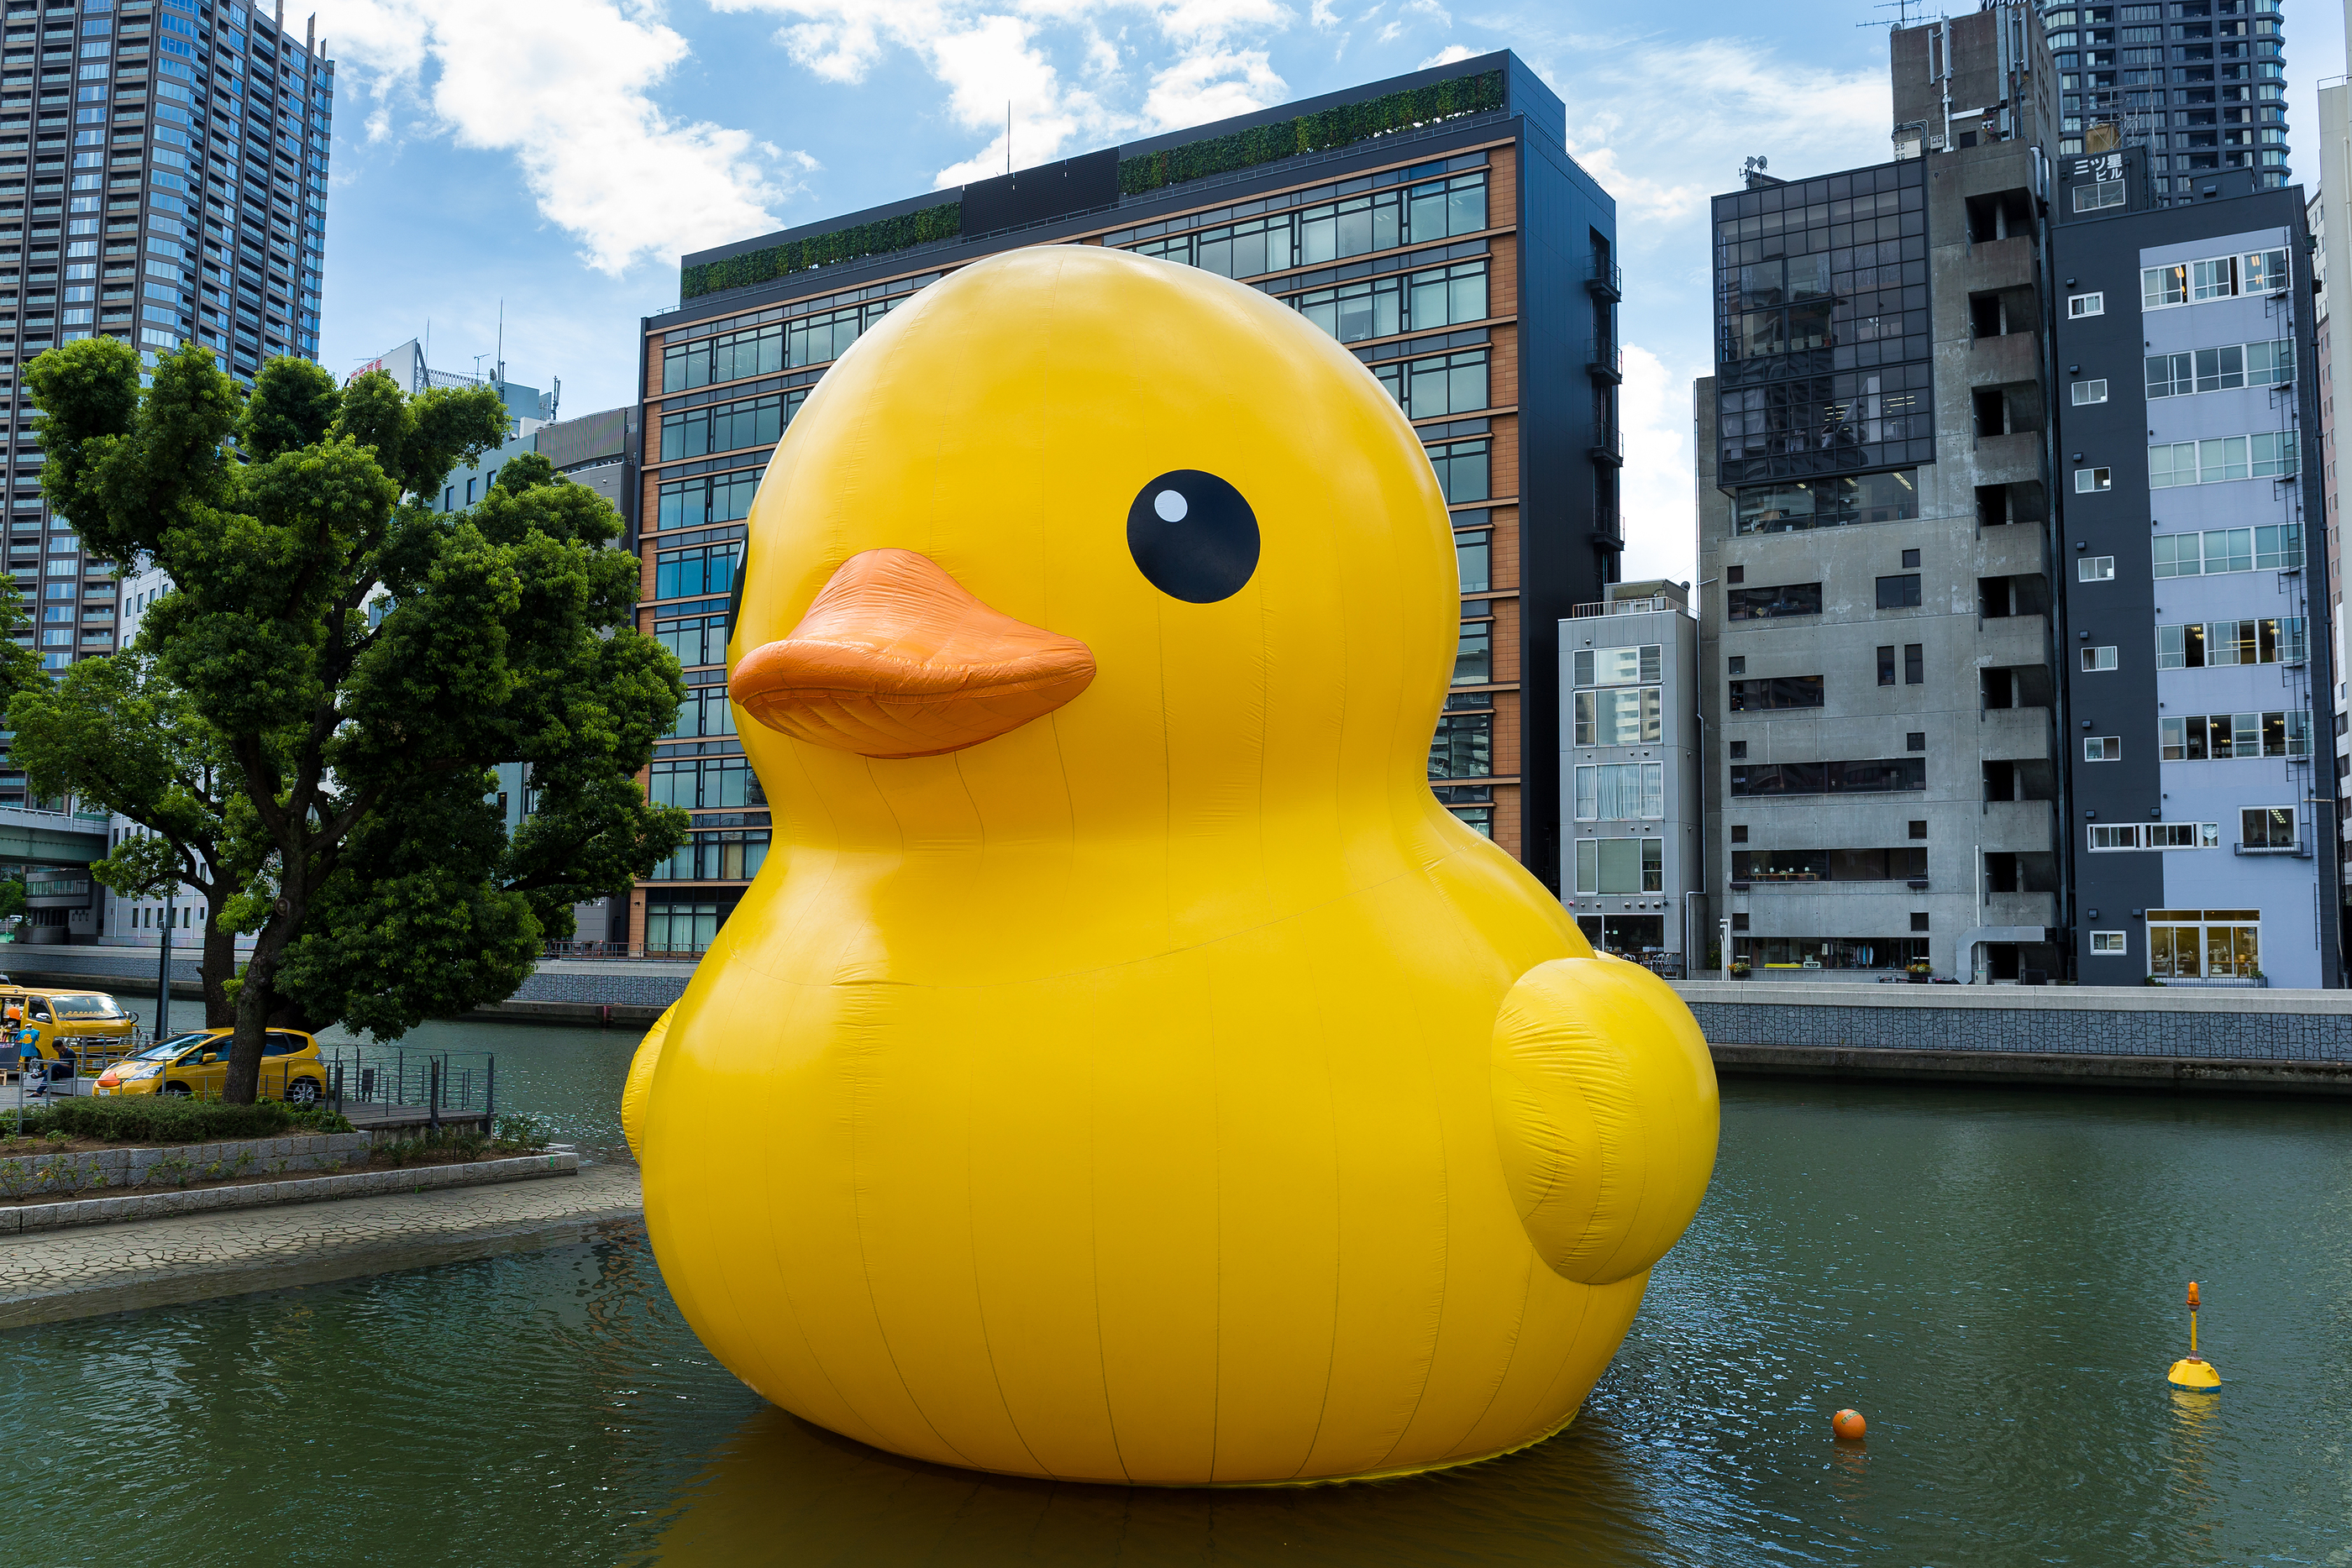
top-left (306, 0), bottom-right (2348, 585)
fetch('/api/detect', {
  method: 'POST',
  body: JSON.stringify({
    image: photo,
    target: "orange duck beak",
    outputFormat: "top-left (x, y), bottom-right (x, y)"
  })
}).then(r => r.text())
top-left (728, 548), bottom-right (1097, 759)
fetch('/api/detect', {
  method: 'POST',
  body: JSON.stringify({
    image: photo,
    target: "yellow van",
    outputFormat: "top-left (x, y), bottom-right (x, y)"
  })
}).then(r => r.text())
top-left (1, 985), bottom-right (139, 1085)
top-left (93, 1027), bottom-right (328, 1104)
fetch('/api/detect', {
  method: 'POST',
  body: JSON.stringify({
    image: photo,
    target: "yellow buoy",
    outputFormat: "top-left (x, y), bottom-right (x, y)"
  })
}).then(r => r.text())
top-left (2166, 1280), bottom-right (2221, 1390)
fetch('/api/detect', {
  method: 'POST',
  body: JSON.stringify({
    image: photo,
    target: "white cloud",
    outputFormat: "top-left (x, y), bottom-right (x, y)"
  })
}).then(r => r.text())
top-left (1419, 43), bottom-right (1476, 67)
top-left (1617, 344), bottom-right (1701, 587)
top-left (318, 0), bottom-right (797, 275)
top-left (717, 0), bottom-right (1298, 181)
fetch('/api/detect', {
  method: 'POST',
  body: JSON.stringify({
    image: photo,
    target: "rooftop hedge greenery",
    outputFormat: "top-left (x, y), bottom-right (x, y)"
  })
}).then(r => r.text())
top-left (1118, 69), bottom-right (1506, 197)
top-left (680, 202), bottom-right (963, 302)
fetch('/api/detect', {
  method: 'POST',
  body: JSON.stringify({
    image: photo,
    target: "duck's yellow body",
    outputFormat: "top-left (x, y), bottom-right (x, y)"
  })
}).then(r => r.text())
top-left (627, 245), bottom-right (1718, 1486)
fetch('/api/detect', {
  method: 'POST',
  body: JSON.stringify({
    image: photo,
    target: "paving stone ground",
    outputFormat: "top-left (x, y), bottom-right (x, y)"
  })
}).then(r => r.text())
top-left (0, 1160), bottom-right (643, 1329)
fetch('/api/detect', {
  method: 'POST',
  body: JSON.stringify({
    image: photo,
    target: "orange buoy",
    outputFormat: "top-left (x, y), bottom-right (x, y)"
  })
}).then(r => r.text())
top-left (1832, 1408), bottom-right (1866, 1442)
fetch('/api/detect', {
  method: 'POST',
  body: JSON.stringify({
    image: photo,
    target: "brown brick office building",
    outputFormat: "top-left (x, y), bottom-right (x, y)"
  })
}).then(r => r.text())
top-left (627, 52), bottom-right (1620, 952)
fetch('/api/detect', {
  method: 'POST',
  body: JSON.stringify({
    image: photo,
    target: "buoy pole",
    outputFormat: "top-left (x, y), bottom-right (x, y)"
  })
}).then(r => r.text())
top-left (2166, 1279), bottom-right (2221, 1390)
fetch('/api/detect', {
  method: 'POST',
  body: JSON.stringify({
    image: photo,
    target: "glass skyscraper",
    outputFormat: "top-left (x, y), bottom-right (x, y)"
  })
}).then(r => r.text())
top-left (2042, 0), bottom-right (2289, 197)
top-left (5, 0), bottom-right (332, 688)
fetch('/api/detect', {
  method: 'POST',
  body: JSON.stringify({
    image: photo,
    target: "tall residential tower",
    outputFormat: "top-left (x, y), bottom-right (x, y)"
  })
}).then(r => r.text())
top-left (2044, 0), bottom-right (2289, 197)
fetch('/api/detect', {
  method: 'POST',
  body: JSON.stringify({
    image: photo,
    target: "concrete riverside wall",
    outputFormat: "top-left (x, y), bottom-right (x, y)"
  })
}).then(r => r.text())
top-left (1673, 980), bottom-right (2352, 1061)
top-left (0, 1151), bottom-right (581, 1235)
top-left (0, 1131), bottom-right (375, 1197)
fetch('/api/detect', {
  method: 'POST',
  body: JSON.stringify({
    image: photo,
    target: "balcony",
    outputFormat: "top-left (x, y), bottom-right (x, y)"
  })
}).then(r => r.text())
top-left (1961, 233), bottom-right (2035, 293)
top-left (1979, 799), bottom-right (2057, 852)
top-left (1584, 259), bottom-right (1622, 302)
top-left (2234, 836), bottom-right (2314, 857)
top-left (1971, 429), bottom-right (2042, 485)
top-left (1975, 612), bottom-right (2048, 669)
top-left (1590, 423), bottom-right (1624, 466)
top-left (1977, 705), bottom-right (2052, 762)
top-left (1967, 330), bottom-right (2039, 388)
top-left (1981, 890), bottom-right (2056, 929)
top-left (1974, 526), bottom-right (2046, 578)
top-left (1585, 335), bottom-right (1623, 385)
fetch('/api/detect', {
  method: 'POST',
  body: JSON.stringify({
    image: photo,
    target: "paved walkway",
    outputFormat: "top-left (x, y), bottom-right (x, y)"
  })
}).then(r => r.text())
top-left (0, 1161), bottom-right (643, 1329)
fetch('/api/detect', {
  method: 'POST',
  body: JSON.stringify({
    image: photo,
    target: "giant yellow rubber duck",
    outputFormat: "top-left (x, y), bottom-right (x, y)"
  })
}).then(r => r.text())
top-left (622, 244), bottom-right (1718, 1487)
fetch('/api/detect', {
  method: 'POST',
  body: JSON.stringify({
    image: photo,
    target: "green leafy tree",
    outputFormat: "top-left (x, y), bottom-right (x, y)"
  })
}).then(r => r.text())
top-left (13, 341), bottom-right (688, 1102)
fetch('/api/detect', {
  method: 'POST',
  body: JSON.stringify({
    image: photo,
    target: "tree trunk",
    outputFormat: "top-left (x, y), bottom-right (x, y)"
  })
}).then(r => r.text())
top-left (221, 920), bottom-right (290, 1105)
top-left (201, 912), bottom-right (236, 1027)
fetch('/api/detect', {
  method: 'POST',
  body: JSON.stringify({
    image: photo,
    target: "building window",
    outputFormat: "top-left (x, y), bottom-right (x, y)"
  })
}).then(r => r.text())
top-left (1734, 936), bottom-right (1927, 972)
top-left (1572, 836), bottom-right (1664, 894)
top-left (2154, 617), bottom-right (2307, 669)
top-left (2147, 908), bottom-right (2260, 978)
top-left (648, 829), bottom-right (770, 881)
top-left (1726, 675), bottom-right (1824, 713)
top-left (1429, 712), bottom-right (1493, 779)
top-left (2084, 735), bottom-right (2122, 761)
top-left (2079, 554), bottom-right (2116, 581)
top-left (1455, 530), bottom-right (1490, 592)
top-left (1729, 741), bottom-right (1747, 758)
top-left (2076, 466), bottom-right (2113, 492)
top-left (2241, 806), bottom-right (2297, 849)
top-left (645, 900), bottom-right (728, 957)
top-left (1904, 644), bottom-right (1923, 684)
top-left (660, 388), bottom-right (804, 460)
top-left (1725, 582), bottom-right (1821, 620)
top-left (1726, 656), bottom-right (1746, 676)
top-left (1729, 758), bottom-right (1926, 797)
top-left (1909, 911), bottom-right (1930, 932)
top-left (656, 471), bottom-right (763, 532)
top-left (652, 612), bottom-right (732, 669)
top-left (2156, 711), bottom-right (2310, 758)
top-left (1876, 573), bottom-right (1921, 608)
top-left (2150, 523), bottom-right (2301, 575)
top-left (2068, 291), bottom-right (2105, 317)
top-left (1453, 621), bottom-right (1492, 685)
top-left (2073, 180), bottom-right (2126, 212)
top-left (2149, 432), bottom-right (2297, 486)
top-left (1426, 438), bottom-right (1491, 505)
top-left (1877, 645), bottom-right (1894, 686)
top-left (2082, 644), bottom-right (2119, 671)
top-left (1726, 565), bottom-right (1745, 584)
top-left (2071, 378), bottom-right (2109, 404)
top-left (2091, 931), bottom-right (2128, 953)
top-left (465, 478), bottom-right (475, 504)
top-left (648, 756), bottom-right (764, 809)
top-left (654, 540), bottom-right (743, 600)
top-left (1900, 548), bottom-right (1921, 568)
top-left (2144, 338), bottom-right (2293, 398)
top-left (1575, 685), bottom-right (1662, 742)
top-left (1905, 732), bottom-right (1925, 752)
top-left (1731, 470), bottom-right (1919, 536)
top-left (1573, 761), bottom-right (1664, 821)
top-left (1573, 645), bottom-right (1662, 686)
top-left (1375, 349), bottom-right (1492, 420)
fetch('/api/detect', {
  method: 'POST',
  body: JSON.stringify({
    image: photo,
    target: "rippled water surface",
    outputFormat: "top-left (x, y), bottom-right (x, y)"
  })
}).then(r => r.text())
top-left (7, 1051), bottom-right (2348, 1565)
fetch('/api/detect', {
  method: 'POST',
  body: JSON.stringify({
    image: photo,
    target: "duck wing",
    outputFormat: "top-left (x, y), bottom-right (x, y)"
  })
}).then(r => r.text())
top-left (621, 1004), bottom-right (675, 1161)
top-left (1488, 957), bottom-right (1719, 1284)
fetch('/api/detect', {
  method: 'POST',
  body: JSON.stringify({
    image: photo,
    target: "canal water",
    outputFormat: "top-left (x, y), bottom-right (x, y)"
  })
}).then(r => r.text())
top-left (4, 1016), bottom-right (2348, 1565)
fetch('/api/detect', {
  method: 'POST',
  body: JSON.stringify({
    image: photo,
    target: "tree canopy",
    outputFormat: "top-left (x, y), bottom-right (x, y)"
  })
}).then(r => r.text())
top-left (10, 341), bottom-right (688, 1099)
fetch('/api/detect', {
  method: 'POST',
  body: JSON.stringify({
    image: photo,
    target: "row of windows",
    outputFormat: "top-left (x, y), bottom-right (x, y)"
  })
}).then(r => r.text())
top-left (1732, 469), bottom-right (1918, 534)
top-left (647, 829), bottom-right (769, 882)
top-left (1572, 836), bottom-right (1663, 894)
top-left (654, 539), bottom-right (742, 600)
top-left (1716, 366), bottom-right (1931, 467)
top-left (1376, 349), bottom-right (1489, 421)
top-left (2158, 711), bottom-right (2311, 758)
top-left (2145, 338), bottom-right (2293, 397)
top-left (660, 297), bottom-right (900, 391)
top-left (1731, 846), bottom-right (1926, 882)
top-left (1725, 582), bottom-right (1821, 621)
top-left (2141, 247), bottom-right (2292, 307)
top-left (1428, 438), bottom-right (1490, 505)
top-left (1573, 761), bottom-right (1665, 821)
top-left (1126, 170), bottom-right (1487, 280)
top-left (1572, 645), bottom-right (1662, 688)
top-left (1290, 259), bottom-right (1489, 345)
top-left (648, 756), bottom-right (761, 810)
top-left (659, 388), bottom-right (809, 462)
top-left (2092, 815), bottom-right (2296, 854)
top-left (656, 471), bottom-right (761, 533)
top-left (2150, 522), bottom-right (2301, 576)
top-left (653, 612), bottom-right (730, 670)
top-left (2155, 616), bottom-right (2306, 668)
top-left (1431, 711), bottom-right (1491, 779)
top-left (1729, 758), bottom-right (1925, 798)
top-left (2146, 431), bottom-right (2297, 486)
top-left (665, 687), bottom-right (738, 741)
top-left (1727, 675), bottom-right (1822, 712)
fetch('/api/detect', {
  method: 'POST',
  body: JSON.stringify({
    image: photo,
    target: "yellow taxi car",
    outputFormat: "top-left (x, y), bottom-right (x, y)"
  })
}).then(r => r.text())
top-left (0, 984), bottom-right (139, 1086)
top-left (93, 1027), bottom-right (328, 1104)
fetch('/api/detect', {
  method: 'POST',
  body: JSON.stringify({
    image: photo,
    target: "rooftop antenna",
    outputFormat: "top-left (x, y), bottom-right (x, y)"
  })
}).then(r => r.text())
top-left (472, 352), bottom-right (489, 381)
top-left (495, 299), bottom-right (504, 390)
top-left (1858, 0), bottom-right (1928, 27)
top-left (1006, 102), bottom-right (1012, 175)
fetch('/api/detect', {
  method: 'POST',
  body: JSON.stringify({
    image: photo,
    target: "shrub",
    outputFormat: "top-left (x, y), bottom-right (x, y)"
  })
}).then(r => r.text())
top-left (1118, 70), bottom-right (1506, 196)
top-left (680, 202), bottom-right (963, 301)
top-left (493, 1112), bottom-right (551, 1151)
top-left (38, 1098), bottom-right (352, 1145)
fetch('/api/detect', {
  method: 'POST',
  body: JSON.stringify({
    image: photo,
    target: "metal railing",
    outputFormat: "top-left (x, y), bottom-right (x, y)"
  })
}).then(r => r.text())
top-left (539, 941), bottom-right (706, 962)
top-left (1590, 424), bottom-right (1624, 464)
top-left (1584, 258), bottom-right (1623, 300)
top-left (1585, 336), bottom-right (1622, 381)
top-left (1567, 595), bottom-right (1685, 618)
top-left (322, 1046), bottom-right (497, 1128)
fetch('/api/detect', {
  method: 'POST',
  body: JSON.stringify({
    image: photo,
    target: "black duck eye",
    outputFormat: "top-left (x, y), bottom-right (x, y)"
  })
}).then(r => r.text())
top-left (1126, 470), bottom-right (1258, 604)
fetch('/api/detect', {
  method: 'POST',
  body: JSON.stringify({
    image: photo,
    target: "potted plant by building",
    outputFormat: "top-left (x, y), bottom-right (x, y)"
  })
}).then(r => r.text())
top-left (1729, 957), bottom-right (1751, 978)
top-left (1905, 957), bottom-right (1933, 983)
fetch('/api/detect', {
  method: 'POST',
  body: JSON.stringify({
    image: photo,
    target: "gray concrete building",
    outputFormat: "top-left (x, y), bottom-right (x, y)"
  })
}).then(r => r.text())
top-left (2042, 0), bottom-right (2290, 198)
top-left (1698, 6), bottom-right (2067, 982)
top-left (1561, 579), bottom-right (1699, 973)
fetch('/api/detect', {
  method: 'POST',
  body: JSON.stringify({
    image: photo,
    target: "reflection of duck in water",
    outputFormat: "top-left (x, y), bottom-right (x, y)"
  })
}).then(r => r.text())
top-left (622, 246), bottom-right (1719, 1485)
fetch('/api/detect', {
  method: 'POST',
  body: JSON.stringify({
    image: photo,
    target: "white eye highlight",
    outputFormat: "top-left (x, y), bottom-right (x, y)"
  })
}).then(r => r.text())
top-left (1153, 489), bottom-right (1189, 522)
